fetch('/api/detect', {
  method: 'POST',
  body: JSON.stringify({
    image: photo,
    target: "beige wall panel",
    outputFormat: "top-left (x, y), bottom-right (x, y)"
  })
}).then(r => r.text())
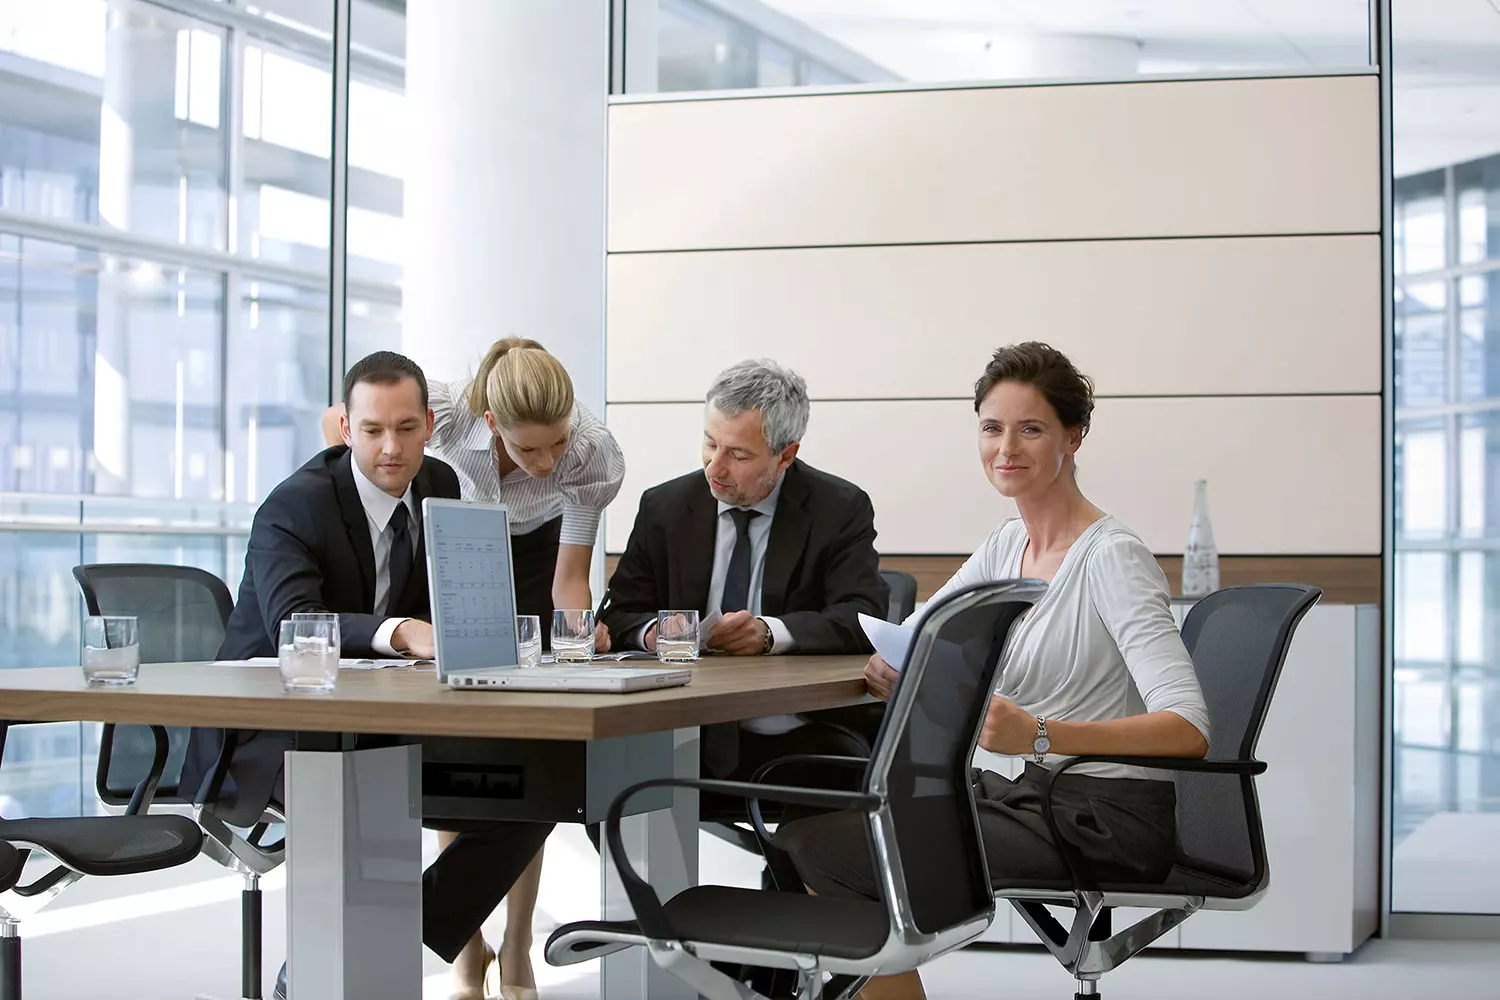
top-left (606, 235), bottom-right (1381, 401)
top-left (605, 396), bottom-right (1380, 556)
top-left (609, 75), bottom-right (1379, 252)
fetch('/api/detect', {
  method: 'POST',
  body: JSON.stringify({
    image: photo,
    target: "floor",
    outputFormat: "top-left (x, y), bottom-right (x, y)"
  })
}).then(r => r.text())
top-left (10, 825), bottom-right (1500, 999)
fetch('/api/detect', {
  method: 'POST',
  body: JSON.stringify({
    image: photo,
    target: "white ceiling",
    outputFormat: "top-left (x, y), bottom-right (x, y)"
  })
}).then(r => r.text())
top-left (761, 0), bottom-right (1500, 176)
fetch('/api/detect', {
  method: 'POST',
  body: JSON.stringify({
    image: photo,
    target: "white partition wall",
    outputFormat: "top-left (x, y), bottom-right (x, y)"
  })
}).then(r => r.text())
top-left (604, 73), bottom-right (1383, 562)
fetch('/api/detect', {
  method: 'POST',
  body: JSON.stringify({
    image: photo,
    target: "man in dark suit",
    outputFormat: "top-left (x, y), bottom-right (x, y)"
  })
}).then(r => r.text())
top-left (182, 352), bottom-right (552, 999)
top-left (599, 358), bottom-right (889, 780)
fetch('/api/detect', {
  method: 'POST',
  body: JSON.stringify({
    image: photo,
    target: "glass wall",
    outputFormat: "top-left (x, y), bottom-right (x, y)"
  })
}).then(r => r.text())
top-left (625, 0), bottom-right (1373, 96)
top-left (0, 0), bottom-right (404, 820)
top-left (1392, 152), bottom-right (1500, 914)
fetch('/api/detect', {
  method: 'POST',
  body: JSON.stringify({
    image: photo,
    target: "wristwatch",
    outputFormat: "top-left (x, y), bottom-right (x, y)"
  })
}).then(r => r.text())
top-left (756, 617), bottom-right (775, 655)
top-left (1032, 716), bottom-right (1051, 764)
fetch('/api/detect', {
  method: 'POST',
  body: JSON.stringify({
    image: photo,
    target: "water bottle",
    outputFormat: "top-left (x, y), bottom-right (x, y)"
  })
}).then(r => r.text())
top-left (1182, 479), bottom-right (1220, 598)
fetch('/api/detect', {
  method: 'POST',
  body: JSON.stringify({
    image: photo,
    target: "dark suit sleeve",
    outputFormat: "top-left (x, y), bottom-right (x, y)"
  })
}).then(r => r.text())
top-left (245, 491), bottom-right (387, 657)
top-left (597, 491), bottom-right (663, 651)
top-left (778, 490), bottom-right (885, 655)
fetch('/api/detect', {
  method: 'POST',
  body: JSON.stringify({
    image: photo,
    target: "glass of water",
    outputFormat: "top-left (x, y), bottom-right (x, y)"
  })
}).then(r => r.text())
top-left (656, 610), bottom-right (700, 663)
top-left (516, 615), bottom-right (542, 669)
top-left (82, 616), bottom-right (140, 686)
top-left (278, 617), bottom-right (340, 693)
top-left (552, 609), bottom-right (595, 662)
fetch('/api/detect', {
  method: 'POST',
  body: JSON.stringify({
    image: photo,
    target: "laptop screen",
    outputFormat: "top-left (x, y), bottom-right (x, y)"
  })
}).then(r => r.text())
top-left (423, 499), bottom-right (520, 679)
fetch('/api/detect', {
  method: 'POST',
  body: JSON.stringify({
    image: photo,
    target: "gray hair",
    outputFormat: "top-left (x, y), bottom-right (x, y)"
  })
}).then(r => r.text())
top-left (706, 359), bottom-right (810, 453)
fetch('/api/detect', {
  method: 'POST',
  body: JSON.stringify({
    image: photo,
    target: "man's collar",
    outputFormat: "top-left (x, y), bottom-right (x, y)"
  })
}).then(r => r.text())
top-left (350, 455), bottom-right (414, 531)
top-left (716, 471), bottom-right (785, 519)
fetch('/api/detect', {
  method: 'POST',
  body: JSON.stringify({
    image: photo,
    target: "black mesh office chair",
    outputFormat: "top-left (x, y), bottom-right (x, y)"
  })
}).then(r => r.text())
top-left (879, 569), bottom-right (918, 624)
top-left (1, 724), bottom-right (205, 998)
top-left (546, 580), bottom-right (1045, 1000)
top-left (72, 563), bottom-right (284, 1000)
top-left (994, 584), bottom-right (1322, 999)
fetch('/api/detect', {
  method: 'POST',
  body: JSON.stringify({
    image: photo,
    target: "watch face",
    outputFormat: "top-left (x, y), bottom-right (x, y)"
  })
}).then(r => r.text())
top-left (1034, 736), bottom-right (1052, 755)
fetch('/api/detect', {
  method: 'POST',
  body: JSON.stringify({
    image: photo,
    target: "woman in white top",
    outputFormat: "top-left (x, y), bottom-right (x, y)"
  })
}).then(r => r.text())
top-left (326, 338), bottom-right (625, 1000)
top-left (777, 342), bottom-right (1211, 1000)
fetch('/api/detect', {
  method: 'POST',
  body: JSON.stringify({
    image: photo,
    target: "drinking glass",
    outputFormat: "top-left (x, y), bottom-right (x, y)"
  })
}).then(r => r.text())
top-left (551, 609), bottom-right (595, 662)
top-left (82, 616), bottom-right (140, 686)
top-left (278, 617), bottom-right (340, 693)
top-left (656, 610), bottom-right (700, 663)
top-left (516, 615), bottom-right (542, 669)
top-left (290, 611), bottom-right (341, 652)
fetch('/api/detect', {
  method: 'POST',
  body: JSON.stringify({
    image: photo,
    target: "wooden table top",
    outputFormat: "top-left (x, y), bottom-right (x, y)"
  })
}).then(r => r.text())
top-left (0, 657), bottom-right (872, 741)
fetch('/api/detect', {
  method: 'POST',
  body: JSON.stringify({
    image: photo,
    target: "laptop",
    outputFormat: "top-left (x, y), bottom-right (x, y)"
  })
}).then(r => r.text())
top-left (422, 498), bottom-right (692, 693)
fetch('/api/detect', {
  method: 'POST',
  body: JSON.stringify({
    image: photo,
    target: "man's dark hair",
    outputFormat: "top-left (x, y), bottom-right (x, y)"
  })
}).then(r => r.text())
top-left (342, 351), bottom-right (429, 411)
top-left (973, 342), bottom-right (1095, 436)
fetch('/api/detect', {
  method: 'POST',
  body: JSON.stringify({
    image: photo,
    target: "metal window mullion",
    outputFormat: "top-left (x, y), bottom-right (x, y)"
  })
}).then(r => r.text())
top-left (223, 21), bottom-right (245, 505)
top-left (328, 0), bottom-right (351, 399)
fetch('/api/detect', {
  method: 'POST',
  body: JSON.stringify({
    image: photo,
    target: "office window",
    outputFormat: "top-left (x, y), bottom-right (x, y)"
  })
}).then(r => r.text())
top-left (0, 0), bottom-right (227, 249)
top-left (625, 0), bottom-right (1373, 96)
top-left (0, 0), bottom-right (405, 825)
top-left (1392, 152), bottom-right (1500, 915)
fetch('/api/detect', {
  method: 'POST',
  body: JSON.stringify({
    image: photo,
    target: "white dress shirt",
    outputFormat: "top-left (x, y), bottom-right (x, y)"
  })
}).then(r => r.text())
top-left (706, 477), bottom-right (794, 653)
top-left (914, 515), bottom-right (1211, 781)
top-left (426, 379), bottom-right (625, 546)
top-left (350, 457), bottom-right (420, 656)
top-left (636, 476), bottom-right (794, 653)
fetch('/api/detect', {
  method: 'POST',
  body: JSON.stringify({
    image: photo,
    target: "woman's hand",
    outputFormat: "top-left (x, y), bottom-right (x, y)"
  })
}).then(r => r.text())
top-left (978, 695), bottom-right (1039, 755)
top-left (594, 621), bottom-right (611, 654)
top-left (863, 654), bottom-right (899, 701)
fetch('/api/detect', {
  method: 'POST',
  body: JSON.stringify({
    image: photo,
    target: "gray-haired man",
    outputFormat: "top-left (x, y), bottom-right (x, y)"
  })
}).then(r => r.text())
top-left (599, 358), bottom-right (888, 778)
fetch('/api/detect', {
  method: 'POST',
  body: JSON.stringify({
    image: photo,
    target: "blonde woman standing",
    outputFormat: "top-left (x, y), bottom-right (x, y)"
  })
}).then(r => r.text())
top-left (323, 337), bottom-right (625, 999)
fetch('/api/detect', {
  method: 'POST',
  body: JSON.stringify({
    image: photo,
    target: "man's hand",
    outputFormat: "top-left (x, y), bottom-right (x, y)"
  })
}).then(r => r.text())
top-left (595, 621), bottom-right (611, 654)
top-left (391, 619), bottom-right (435, 659)
top-left (643, 622), bottom-right (658, 653)
top-left (978, 695), bottom-right (1039, 755)
top-left (863, 654), bottom-right (899, 701)
top-left (708, 610), bottom-right (769, 655)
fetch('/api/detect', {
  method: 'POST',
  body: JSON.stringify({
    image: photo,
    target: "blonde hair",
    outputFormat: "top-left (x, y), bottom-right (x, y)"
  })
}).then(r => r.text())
top-left (465, 338), bottom-right (575, 429)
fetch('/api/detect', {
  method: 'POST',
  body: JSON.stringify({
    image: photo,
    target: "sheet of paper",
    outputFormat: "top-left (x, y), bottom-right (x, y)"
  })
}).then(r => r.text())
top-left (697, 610), bottom-right (723, 651)
top-left (859, 613), bottom-right (915, 671)
top-left (207, 657), bottom-right (430, 670)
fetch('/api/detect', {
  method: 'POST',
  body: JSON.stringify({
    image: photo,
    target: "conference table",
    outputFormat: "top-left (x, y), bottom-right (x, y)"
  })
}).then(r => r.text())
top-left (0, 656), bottom-right (871, 1000)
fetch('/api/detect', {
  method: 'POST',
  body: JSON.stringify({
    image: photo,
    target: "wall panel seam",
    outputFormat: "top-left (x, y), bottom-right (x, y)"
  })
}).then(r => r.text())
top-left (605, 230), bottom-right (1384, 257)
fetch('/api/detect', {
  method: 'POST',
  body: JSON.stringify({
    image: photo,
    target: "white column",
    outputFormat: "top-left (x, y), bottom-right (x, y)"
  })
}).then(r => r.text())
top-left (401, 0), bottom-right (609, 416)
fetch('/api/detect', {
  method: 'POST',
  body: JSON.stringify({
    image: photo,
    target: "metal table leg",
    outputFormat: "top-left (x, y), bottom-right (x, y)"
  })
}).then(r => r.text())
top-left (600, 727), bottom-right (700, 1000)
top-left (285, 744), bottom-right (422, 1000)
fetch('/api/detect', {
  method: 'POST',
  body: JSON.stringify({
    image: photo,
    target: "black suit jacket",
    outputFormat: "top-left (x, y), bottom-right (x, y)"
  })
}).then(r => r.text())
top-left (599, 460), bottom-right (886, 655)
top-left (182, 446), bottom-right (460, 825)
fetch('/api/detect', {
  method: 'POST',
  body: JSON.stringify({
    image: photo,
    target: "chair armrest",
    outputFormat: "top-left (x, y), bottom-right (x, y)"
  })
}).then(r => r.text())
top-left (192, 729), bottom-right (246, 810)
top-left (1035, 754), bottom-right (1267, 894)
top-left (605, 777), bottom-right (880, 941)
top-left (1051, 755), bottom-right (1266, 777)
top-left (746, 754), bottom-right (870, 843)
top-left (123, 725), bottom-right (172, 816)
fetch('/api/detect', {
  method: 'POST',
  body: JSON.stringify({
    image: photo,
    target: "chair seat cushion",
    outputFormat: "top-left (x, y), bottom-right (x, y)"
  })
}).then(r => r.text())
top-left (0, 840), bottom-right (21, 892)
top-left (549, 888), bottom-right (890, 962)
top-left (994, 863), bottom-right (1257, 900)
top-left (0, 816), bottom-right (203, 877)
top-left (668, 886), bottom-right (888, 959)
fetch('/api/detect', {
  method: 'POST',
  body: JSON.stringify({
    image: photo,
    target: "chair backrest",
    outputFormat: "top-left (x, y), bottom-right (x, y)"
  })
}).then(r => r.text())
top-left (879, 569), bottom-right (919, 624)
top-left (72, 563), bottom-right (236, 804)
top-left (1172, 584), bottom-right (1321, 885)
top-left (863, 580), bottom-right (1045, 939)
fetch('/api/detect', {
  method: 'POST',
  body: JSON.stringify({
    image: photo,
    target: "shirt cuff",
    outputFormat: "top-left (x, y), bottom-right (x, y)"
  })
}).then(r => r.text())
top-left (762, 616), bottom-right (794, 654)
top-left (373, 618), bottom-right (410, 657)
top-left (632, 621), bottom-right (653, 651)
top-left (558, 506), bottom-right (603, 548)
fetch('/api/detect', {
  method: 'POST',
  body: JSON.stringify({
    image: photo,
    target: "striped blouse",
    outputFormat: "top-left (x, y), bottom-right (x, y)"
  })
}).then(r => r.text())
top-left (427, 378), bottom-right (626, 547)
